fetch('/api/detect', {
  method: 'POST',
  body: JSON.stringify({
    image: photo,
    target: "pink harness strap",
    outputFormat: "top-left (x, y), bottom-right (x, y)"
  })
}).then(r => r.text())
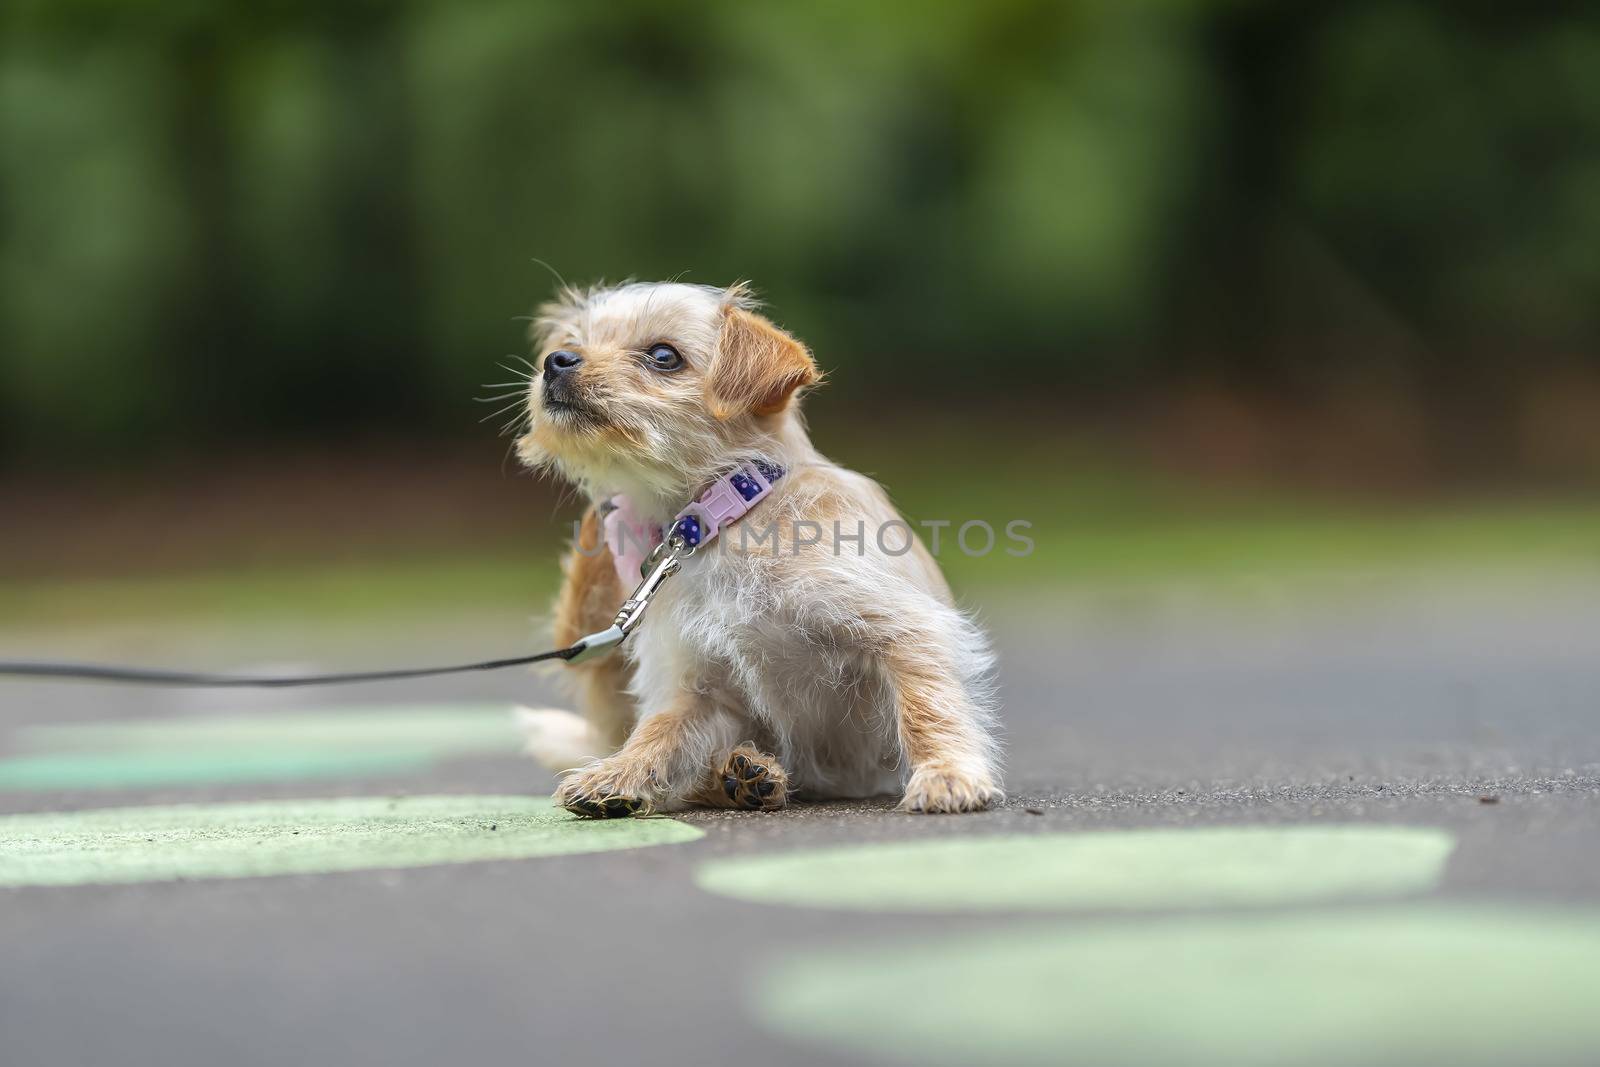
top-left (601, 460), bottom-right (784, 585)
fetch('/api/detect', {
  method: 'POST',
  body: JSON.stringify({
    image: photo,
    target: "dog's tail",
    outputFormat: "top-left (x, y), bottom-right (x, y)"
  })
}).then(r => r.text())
top-left (514, 706), bottom-right (606, 772)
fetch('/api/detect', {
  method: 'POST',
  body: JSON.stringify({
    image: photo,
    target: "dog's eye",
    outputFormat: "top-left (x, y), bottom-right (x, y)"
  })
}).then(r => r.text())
top-left (645, 343), bottom-right (683, 372)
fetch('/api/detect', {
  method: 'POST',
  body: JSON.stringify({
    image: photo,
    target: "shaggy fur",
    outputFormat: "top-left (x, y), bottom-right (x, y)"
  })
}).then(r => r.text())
top-left (516, 281), bottom-right (1001, 814)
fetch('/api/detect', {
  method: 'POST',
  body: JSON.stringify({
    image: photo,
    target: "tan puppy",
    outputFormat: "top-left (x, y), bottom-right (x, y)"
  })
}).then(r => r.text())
top-left (516, 282), bottom-right (1001, 814)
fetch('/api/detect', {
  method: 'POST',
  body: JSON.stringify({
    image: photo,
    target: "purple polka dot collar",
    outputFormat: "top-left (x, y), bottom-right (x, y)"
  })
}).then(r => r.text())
top-left (601, 459), bottom-right (787, 584)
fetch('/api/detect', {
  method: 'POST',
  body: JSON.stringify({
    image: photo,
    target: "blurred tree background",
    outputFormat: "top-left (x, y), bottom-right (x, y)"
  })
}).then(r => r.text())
top-left (2, 0), bottom-right (1599, 477)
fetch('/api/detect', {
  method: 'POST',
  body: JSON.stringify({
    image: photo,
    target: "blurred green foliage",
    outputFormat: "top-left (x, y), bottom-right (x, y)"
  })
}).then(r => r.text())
top-left (2, 0), bottom-right (1599, 464)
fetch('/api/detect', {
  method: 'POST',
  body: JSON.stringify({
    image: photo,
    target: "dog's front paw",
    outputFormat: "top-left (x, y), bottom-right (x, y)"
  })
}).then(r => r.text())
top-left (899, 763), bottom-right (1001, 814)
top-left (555, 759), bottom-right (657, 818)
top-left (715, 743), bottom-right (789, 811)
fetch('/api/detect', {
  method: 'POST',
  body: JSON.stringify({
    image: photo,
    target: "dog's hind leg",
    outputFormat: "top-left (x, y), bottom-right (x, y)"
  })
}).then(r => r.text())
top-left (690, 743), bottom-right (790, 811)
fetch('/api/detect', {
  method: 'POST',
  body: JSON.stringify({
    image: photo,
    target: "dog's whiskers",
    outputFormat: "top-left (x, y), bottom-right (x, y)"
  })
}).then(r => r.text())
top-left (480, 398), bottom-right (531, 425)
top-left (496, 361), bottom-right (535, 381)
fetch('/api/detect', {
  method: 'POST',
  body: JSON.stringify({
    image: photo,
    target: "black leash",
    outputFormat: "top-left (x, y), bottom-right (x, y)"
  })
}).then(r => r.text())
top-left (0, 545), bottom-right (682, 690)
top-left (0, 540), bottom-right (697, 690)
top-left (0, 644), bottom-right (583, 688)
top-left (0, 485), bottom-right (719, 691)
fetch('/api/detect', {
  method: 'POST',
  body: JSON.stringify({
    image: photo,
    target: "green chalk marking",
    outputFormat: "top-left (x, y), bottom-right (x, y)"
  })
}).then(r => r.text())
top-left (757, 907), bottom-right (1600, 1066)
top-left (16, 705), bottom-right (521, 756)
top-left (1, 706), bottom-right (523, 791)
top-left (0, 747), bottom-right (436, 791)
top-left (0, 795), bottom-right (702, 887)
top-left (696, 826), bottom-right (1456, 911)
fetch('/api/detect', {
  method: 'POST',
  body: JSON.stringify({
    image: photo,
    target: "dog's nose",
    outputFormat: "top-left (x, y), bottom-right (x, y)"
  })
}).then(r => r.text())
top-left (544, 350), bottom-right (583, 381)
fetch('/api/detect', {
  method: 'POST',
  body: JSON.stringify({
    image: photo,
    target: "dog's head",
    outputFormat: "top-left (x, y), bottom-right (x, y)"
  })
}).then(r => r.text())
top-left (516, 282), bottom-right (820, 493)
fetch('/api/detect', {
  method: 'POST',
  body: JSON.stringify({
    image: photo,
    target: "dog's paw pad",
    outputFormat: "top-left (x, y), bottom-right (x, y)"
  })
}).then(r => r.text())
top-left (561, 791), bottom-right (644, 819)
top-left (716, 744), bottom-right (788, 811)
top-left (601, 796), bottom-right (643, 817)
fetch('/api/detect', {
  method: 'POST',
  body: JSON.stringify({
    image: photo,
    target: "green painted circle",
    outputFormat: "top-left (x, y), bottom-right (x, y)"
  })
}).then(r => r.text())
top-left (697, 826), bottom-right (1455, 911)
top-left (758, 907), bottom-right (1600, 1066)
top-left (0, 795), bottom-right (702, 887)
top-left (15, 706), bottom-right (521, 756)
top-left (0, 747), bottom-right (437, 792)
top-left (1, 707), bottom-right (522, 791)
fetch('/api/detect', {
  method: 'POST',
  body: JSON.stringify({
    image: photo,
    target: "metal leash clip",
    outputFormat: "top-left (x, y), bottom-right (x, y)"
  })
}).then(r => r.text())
top-left (566, 533), bottom-right (694, 664)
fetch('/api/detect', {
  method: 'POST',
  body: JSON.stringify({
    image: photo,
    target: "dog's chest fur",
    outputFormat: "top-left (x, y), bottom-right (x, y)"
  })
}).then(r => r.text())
top-left (624, 532), bottom-right (903, 798)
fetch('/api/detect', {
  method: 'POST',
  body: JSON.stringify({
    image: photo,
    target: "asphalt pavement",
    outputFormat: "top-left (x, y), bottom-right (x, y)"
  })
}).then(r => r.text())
top-left (2, 571), bottom-right (1598, 1066)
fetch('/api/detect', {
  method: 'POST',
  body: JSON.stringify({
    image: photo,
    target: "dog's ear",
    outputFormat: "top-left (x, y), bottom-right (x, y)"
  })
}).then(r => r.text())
top-left (707, 306), bottom-right (820, 419)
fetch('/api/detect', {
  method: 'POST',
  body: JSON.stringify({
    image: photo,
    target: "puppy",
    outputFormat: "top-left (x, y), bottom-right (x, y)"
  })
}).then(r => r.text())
top-left (515, 281), bottom-right (1000, 814)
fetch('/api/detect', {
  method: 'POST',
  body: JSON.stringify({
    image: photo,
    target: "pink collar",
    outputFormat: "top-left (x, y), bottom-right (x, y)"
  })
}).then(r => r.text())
top-left (600, 460), bottom-right (786, 585)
